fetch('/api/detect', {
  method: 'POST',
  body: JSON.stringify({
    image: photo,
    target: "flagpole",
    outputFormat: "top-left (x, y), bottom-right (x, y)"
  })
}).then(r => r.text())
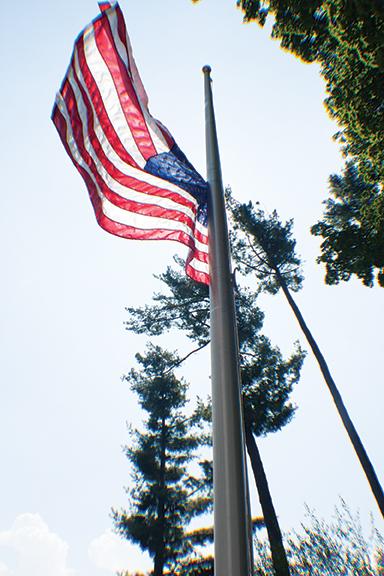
top-left (203, 65), bottom-right (253, 576)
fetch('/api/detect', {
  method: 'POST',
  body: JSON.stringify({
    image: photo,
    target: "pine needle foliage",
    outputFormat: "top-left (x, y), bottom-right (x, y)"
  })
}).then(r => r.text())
top-left (113, 344), bottom-right (212, 576)
top-left (124, 255), bottom-right (304, 439)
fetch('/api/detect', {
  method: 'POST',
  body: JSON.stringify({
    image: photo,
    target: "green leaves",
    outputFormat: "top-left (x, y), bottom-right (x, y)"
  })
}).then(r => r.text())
top-left (236, 0), bottom-right (384, 287)
top-left (237, 0), bottom-right (384, 184)
top-left (311, 162), bottom-right (384, 287)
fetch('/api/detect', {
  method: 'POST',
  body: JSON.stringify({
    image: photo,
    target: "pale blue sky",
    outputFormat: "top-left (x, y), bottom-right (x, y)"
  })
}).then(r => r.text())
top-left (0, 1), bottom-right (383, 574)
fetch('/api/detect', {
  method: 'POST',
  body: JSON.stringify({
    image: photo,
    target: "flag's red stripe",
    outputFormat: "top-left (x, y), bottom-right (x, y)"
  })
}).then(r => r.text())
top-left (113, 5), bottom-right (174, 151)
top-left (54, 103), bottom-right (209, 281)
top-left (99, 2), bottom-right (112, 12)
top-left (54, 105), bottom-right (209, 279)
top-left (186, 253), bottom-right (210, 284)
top-left (195, 227), bottom-right (209, 246)
top-left (97, 210), bottom-right (208, 266)
top-left (53, 4), bottom-right (210, 284)
top-left (96, 209), bottom-right (208, 266)
top-left (98, 207), bottom-right (209, 276)
top-left (74, 37), bottom-right (141, 169)
top-left (62, 81), bottom-right (198, 228)
top-left (53, 105), bottom-right (103, 219)
top-left (93, 13), bottom-right (157, 160)
top-left (114, 6), bottom-right (135, 91)
top-left (66, 73), bottom-right (197, 213)
top-left (153, 119), bottom-right (174, 151)
top-left (187, 268), bottom-right (210, 285)
top-left (53, 102), bottom-right (205, 241)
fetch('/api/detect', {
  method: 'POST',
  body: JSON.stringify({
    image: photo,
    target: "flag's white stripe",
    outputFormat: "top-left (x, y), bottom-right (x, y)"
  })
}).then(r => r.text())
top-left (69, 57), bottom-right (198, 206)
top-left (105, 10), bottom-right (131, 79)
top-left (59, 88), bottom-right (197, 223)
top-left (193, 236), bottom-right (208, 254)
top-left (188, 257), bottom-right (210, 274)
top-left (195, 218), bottom-right (209, 240)
top-left (58, 102), bottom-right (199, 242)
top-left (82, 26), bottom-right (146, 168)
top-left (101, 195), bottom-right (198, 236)
top-left (123, 28), bottom-right (174, 145)
top-left (106, 9), bottom-right (170, 155)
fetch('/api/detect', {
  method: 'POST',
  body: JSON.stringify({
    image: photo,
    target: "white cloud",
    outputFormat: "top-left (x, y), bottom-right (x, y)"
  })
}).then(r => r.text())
top-left (0, 514), bottom-right (75, 576)
top-left (0, 562), bottom-right (11, 576)
top-left (88, 530), bottom-right (152, 574)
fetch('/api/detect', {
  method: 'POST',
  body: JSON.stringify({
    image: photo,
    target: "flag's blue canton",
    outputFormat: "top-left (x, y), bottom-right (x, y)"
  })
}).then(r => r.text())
top-left (197, 202), bottom-right (208, 227)
top-left (145, 143), bottom-right (209, 210)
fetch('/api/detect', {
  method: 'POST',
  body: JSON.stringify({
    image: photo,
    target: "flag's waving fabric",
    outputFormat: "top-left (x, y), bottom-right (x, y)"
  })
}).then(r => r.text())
top-left (52, 2), bottom-right (209, 284)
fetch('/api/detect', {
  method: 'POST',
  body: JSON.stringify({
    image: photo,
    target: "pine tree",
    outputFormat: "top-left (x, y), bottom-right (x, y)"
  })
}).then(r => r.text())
top-left (227, 189), bottom-right (384, 518)
top-left (124, 257), bottom-right (305, 576)
top-left (113, 344), bottom-right (212, 576)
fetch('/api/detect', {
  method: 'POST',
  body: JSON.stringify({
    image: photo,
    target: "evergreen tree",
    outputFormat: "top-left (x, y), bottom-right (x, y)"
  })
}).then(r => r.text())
top-left (124, 257), bottom-right (305, 576)
top-left (227, 190), bottom-right (384, 518)
top-left (311, 162), bottom-right (384, 287)
top-left (113, 344), bottom-right (212, 576)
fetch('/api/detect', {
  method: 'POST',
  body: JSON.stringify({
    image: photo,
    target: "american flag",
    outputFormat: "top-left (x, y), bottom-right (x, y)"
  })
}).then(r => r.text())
top-left (52, 2), bottom-right (209, 284)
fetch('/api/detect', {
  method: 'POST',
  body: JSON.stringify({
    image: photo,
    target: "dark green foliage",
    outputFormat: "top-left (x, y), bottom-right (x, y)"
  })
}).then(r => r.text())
top-left (176, 555), bottom-right (214, 576)
top-left (113, 344), bottom-right (212, 575)
top-left (227, 188), bottom-right (303, 294)
top-left (162, 519), bottom-right (265, 575)
top-left (311, 162), bottom-right (384, 287)
top-left (184, 516), bottom-right (265, 548)
top-left (125, 256), bottom-right (305, 440)
top-left (124, 244), bottom-right (304, 575)
top-left (237, 0), bottom-right (384, 186)
top-left (253, 500), bottom-right (384, 575)
top-left (241, 336), bottom-right (303, 436)
top-left (228, 191), bottom-right (384, 517)
top-left (235, 0), bottom-right (384, 288)
top-left (226, 192), bottom-right (307, 433)
top-left (125, 259), bottom-right (210, 347)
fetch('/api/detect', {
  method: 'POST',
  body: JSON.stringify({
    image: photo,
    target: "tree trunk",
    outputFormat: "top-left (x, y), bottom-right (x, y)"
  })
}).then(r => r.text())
top-left (244, 419), bottom-right (291, 576)
top-left (276, 268), bottom-right (384, 518)
top-left (154, 417), bottom-right (167, 576)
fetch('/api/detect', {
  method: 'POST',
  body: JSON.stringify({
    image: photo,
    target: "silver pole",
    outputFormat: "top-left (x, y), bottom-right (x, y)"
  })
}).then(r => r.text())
top-left (203, 65), bottom-right (252, 576)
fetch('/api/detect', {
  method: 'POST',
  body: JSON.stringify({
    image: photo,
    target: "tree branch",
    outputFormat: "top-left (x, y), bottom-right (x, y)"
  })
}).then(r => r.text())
top-left (163, 341), bottom-right (210, 375)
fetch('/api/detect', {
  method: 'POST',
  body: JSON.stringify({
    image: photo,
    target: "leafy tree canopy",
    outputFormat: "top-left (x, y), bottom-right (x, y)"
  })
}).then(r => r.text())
top-left (236, 0), bottom-right (384, 185)
top-left (191, 0), bottom-right (383, 288)
top-left (311, 162), bottom-right (384, 287)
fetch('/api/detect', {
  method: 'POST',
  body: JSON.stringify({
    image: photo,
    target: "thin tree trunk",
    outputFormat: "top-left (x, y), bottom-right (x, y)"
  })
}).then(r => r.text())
top-left (244, 419), bottom-right (291, 576)
top-left (154, 417), bottom-right (167, 576)
top-left (275, 268), bottom-right (384, 518)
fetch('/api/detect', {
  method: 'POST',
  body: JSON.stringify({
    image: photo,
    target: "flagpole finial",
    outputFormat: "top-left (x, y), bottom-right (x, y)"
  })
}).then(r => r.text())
top-left (202, 65), bottom-right (212, 76)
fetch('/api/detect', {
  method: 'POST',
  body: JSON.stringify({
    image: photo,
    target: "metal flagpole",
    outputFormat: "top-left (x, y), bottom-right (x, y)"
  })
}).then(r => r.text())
top-left (203, 65), bottom-right (253, 576)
